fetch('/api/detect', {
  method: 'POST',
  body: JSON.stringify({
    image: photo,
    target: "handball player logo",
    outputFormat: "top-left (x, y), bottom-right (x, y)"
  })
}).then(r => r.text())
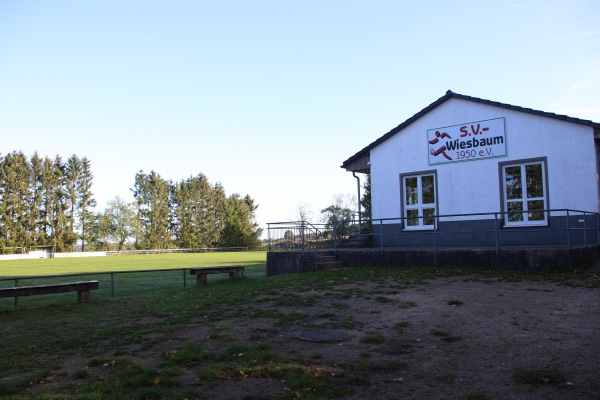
top-left (428, 130), bottom-right (452, 160)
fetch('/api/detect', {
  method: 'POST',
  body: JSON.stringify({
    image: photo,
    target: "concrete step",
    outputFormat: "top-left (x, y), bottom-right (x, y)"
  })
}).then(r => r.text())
top-left (339, 234), bottom-right (371, 248)
top-left (339, 240), bottom-right (367, 247)
top-left (318, 261), bottom-right (345, 269)
top-left (318, 256), bottom-right (337, 262)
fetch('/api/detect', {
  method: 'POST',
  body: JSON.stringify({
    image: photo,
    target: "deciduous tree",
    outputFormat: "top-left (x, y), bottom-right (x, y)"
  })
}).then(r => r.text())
top-left (95, 196), bottom-right (137, 250)
top-left (320, 193), bottom-right (356, 236)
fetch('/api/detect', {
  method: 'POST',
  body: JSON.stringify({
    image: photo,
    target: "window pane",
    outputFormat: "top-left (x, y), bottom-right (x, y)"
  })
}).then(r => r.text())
top-left (406, 209), bottom-right (419, 226)
top-left (405, 177), bottom-right (418, 205)
top-left (422, 175), bottom-right (435, 204)
top-left (525, 164), bottom-right (543, 198)
top-left (505, 166), bottom-right (522, 200)
top-left (527, 200), bottom-right (545, 221)
top-left (507, 202), bottom-right (524, 222)
top-left (423, 208), bottom-right (435, 226)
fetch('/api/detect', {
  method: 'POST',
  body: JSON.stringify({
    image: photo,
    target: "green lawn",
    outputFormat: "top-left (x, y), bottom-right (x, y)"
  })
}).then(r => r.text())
top-left (0, 251), bottom-right (267, 277)
top-left (0, 251), bottom-right (267, 304)
top-left (0, 257), bottom-right (596, 399)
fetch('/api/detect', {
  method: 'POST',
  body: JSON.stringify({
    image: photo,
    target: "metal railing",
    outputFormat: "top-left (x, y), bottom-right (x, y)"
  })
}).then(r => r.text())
top-left (267, 220), bottom-right (346, 268)
top-left (106, 247), bottom-right (260, 256)
top-left (267, 209), bottom-right (600, 254)
top-left (0, 267), bottom-right (259, 307)
top-left (266, 221), bottom-right (332, 252)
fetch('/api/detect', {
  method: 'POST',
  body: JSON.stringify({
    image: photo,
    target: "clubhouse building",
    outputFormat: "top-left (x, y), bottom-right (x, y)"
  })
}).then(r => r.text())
top-left (341, 90), bottom-right (600, 250)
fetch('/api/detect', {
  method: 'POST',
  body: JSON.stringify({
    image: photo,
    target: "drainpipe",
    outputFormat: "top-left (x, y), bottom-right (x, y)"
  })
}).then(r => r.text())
top-left (353, 171), bottom-right (362, 230)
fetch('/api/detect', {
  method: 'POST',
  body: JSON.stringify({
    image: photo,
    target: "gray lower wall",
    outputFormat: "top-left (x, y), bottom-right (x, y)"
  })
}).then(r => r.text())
top-left (371, 215), bottom-right (599, 248)
top-left (266, 251), bottom-right (317, 276)
top-left (337, 246), bottom-right (600, 270)
top-left (266, 245), bottom-right (600, 276)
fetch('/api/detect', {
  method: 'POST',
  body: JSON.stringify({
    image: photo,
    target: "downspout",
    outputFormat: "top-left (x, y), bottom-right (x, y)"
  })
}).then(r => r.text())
top-left (353, 171), bottom-right (362, 229)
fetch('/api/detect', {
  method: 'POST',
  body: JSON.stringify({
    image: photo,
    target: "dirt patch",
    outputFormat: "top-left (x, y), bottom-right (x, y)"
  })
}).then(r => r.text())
top-left (49, 277), bottom-right (600, 399)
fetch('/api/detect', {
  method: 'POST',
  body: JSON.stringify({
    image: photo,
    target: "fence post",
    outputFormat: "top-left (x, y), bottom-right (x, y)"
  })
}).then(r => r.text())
top-left (494, 213), bottom-right (499, 255)
top-left (597, 213), bottom-right (600, 245)
top-left (333, 223), bottom-right (338, 255)
top-left (379, 219), bottom-right (383, 255)
top-left (566, 210), bottom-right (571, 250)
top-left (433, 229), bottom-right (437, 267)
top-left (111, 273), bottom-right (115, 297)
top-left (584, 212), bottom-right (588, 247)
top-left (301, 221), bottom-right (305, 254)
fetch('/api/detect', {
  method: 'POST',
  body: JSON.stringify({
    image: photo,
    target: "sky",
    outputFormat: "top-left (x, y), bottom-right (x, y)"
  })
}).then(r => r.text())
top-left (1, 0), bottom-right (599, 235)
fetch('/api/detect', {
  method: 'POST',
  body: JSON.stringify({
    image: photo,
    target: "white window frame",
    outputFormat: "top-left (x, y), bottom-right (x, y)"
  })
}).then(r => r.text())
top-left (400, 171), bottom-right (437, 231)
top-left (500, 158), bottom-right (548, 227)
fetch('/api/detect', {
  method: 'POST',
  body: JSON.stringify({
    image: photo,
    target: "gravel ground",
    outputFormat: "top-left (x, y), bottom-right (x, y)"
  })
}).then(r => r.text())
top-left (195, 276), bottom-right (600, 399)
top-left (46, 274), bottom-right (600, 400)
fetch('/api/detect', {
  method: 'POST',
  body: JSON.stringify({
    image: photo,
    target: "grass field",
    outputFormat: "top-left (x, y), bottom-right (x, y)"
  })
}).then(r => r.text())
top-left (0, 251), bottom-right (267, 308)
top-left (0, 251), bottom-right (267, 277)
top-left (0, 261), bottom-right (456, 400)
top-left (0, 254), bottom-right (597, 399)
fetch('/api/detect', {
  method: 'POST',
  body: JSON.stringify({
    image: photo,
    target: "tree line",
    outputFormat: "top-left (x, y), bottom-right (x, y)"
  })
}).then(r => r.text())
top-left (0, 151), bottom-right (262, 253)
top-left (0, 151), bottom-right (95, 252)
top-left (128, 170), bottom-right (262, 250)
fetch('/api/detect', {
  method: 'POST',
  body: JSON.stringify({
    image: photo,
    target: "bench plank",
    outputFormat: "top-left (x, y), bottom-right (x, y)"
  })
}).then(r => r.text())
top-left (0, 281), bottom-right (100, 304)
top-left (189, 266), bottom-right (245, 284)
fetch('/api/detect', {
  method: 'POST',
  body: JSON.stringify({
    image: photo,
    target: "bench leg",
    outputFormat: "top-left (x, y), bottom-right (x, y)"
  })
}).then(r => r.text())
top-left (78, 290), bottom-right (91, 304)
top-left (196, 274), bottom-right (208, 285)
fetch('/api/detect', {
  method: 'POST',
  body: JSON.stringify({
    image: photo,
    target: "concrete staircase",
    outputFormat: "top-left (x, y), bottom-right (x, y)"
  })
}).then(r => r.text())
top-left (316, 252), bottom-right (345, 269)
top-left (338, 234), bottom-right (371, 248)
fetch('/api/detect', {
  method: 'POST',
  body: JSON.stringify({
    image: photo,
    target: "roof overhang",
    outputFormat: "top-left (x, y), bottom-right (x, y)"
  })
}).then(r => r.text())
top-left (341, 90), bottom-right (600, 174)
top-left (341, 152), bottom-right (370, 173)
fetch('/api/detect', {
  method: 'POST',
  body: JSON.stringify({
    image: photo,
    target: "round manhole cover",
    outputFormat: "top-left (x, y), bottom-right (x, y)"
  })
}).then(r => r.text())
top-left (296, 329), bottom-right (349, 342)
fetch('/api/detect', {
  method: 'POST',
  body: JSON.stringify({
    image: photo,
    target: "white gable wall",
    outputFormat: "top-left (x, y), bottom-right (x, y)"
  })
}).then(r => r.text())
top-left (370, 98), bottom-right (598, 221)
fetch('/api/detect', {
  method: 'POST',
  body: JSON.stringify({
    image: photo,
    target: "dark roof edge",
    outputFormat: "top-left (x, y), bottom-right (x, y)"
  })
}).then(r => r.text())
top-left (341, 90), bottom-right (600, 169)
top-left (340, 91), bottom-right (453, 169)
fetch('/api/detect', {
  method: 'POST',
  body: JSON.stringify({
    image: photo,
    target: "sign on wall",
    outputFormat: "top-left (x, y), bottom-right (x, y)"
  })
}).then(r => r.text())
top-left (427, 117), bottom-right (506, 165)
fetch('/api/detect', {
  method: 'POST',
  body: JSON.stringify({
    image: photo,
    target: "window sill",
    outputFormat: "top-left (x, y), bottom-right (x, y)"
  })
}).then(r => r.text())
top-left (403, 225), bottom-right (436, 231)
top-left (504, 221), bottom-right (548, 228)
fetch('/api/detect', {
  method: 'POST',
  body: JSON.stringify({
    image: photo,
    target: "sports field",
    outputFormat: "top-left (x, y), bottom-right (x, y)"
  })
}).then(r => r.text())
top-left (0, 251), bottom-right (267, 277)
top-left (1, 255), bottom-right (599, 399)
top-left (0, 251), bottom-right (267, 304)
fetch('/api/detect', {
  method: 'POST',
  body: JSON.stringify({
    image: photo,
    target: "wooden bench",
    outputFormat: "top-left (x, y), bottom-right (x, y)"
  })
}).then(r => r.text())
top-left (0, 281), bottom-right (100, 304)
top-left (189, 266), bottom-right (245, 285)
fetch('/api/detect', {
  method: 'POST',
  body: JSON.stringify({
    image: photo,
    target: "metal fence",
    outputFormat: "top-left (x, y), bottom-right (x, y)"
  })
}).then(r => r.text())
top-left (106, 247), bottom-right (260, 256)
top-left (267, 209), bottom-right (600, 253)
top-left (0, 267), bottom-right (258, 307)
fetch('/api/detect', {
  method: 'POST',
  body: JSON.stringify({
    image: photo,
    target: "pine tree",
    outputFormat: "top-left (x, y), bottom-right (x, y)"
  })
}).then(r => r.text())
top-left (219, 194), bottom-right (262, 247)
top-left (38, 156), bottom-right (57, 246)
top-left (64, 155), bottom-right (96, 250)
top-left (50, 155), bottom-right (77, 252)
top-left (0, 151), bottom-right (96, 253)
top-left (0, 151), bottom-right (33, 252)
top-left (360, 174), bottom-right (372, 233)
top-left (172, 173), bottom-right (224, 248)
top-left (133, 170), bottom-right (173, 249)
top-left (77, 157), bottom-right (96, 250)
top-left (29, 152), bottom-right (45, 246)
top-left (65, 154), bottom-right (82, 240)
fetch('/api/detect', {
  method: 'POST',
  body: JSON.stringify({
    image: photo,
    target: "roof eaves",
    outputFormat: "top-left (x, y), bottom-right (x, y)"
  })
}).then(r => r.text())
top-left (449, 92), bottom-right (600, 128)
top-left (341, 90), bottom-right (600, 170)
top-left (340, 90), bottom-right (454, 169)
